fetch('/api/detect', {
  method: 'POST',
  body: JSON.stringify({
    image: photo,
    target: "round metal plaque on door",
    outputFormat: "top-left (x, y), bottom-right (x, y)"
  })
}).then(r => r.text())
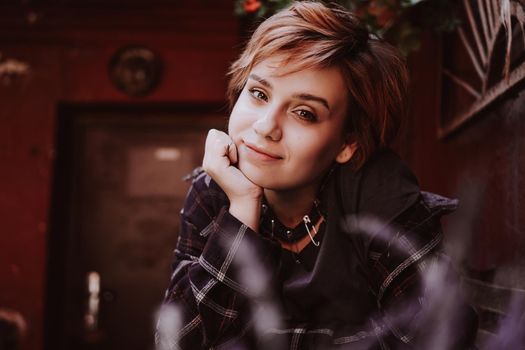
top-left (108, 45), bottom-right (162, 97)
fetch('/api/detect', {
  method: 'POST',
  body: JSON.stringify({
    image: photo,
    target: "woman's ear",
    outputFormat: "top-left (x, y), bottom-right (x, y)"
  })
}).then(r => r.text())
top-left (335, 140), bottom-right (357, 164)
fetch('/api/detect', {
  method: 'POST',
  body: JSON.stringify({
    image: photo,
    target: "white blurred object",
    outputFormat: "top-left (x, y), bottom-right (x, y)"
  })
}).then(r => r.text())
top-left (155, 148), bottom-right (181, 161)
top-left (85, 271), bottom-right (101, 332)
top-left (155, 304), bottom-right (182, 350)
top-left (0, 52), bottom-right (29, 85)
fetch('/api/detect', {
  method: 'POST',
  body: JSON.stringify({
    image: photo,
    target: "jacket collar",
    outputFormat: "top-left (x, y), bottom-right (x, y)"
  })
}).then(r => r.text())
top-left (334, 148), bottom-right (421, 223)
top-left (317, 149), bottom-right (422, 269)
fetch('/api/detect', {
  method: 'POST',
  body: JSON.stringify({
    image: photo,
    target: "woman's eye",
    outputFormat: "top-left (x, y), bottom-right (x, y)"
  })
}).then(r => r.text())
top-left (249, 89), bottom-right (268, 102)
top-left (294, 109), bottom-right (318, 122)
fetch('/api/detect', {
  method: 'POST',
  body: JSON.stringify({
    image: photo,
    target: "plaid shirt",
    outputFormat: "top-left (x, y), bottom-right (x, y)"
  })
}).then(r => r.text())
top-left (156, 170), bottom-right (474, 350)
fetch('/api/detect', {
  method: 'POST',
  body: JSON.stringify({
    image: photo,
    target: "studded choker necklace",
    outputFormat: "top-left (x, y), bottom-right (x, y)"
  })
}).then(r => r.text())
top-left (261, 200), bottom-right (324, 245)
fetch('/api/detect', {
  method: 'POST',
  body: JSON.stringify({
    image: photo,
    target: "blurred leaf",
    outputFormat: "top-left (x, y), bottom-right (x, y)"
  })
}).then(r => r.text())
top-left (400, 0), bottom-right (427, 7)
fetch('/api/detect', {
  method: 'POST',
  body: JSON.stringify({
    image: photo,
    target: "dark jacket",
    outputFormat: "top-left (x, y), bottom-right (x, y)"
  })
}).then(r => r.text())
top-left (156, 150), bottom-right (478, 350)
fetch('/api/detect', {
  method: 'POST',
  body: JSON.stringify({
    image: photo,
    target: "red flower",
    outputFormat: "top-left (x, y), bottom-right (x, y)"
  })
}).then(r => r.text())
top-left (367, 0), bottom-right (399, 27)
top-left (243, 0), bottom-right (262, 13)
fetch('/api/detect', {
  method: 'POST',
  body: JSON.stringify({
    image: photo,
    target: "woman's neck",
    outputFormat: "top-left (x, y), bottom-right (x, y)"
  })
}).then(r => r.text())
top-left (264, 183), bottom-right (319, 228)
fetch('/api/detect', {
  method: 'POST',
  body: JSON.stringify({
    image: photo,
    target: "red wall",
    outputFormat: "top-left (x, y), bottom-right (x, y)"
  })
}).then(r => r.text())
top-left (405, 33), bottom-right (525, 284)
top-left (0, 2), bottom-right (238, 349)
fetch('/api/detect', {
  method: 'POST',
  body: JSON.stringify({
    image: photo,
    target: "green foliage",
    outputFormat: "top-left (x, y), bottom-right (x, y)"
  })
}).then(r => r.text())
top-left (234, 0), bottom-right (459, 54)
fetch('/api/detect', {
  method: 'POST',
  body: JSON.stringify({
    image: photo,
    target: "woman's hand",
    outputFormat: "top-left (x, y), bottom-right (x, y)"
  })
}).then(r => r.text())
top-left (202, 129), bottom-right (262, 231)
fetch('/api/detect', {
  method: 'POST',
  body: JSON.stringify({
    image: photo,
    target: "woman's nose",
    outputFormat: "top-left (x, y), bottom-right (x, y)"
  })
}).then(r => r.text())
top-left (252, 107), bottom-right (282, 141)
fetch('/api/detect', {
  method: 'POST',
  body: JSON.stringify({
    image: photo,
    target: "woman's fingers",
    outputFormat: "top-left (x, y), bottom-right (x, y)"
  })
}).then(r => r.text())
top-left (203, 129), bottom-right (233, 174)
top-left (201, 128), bottom-right (262, 202)
top-left (228, 141), bottom-right (238, 165)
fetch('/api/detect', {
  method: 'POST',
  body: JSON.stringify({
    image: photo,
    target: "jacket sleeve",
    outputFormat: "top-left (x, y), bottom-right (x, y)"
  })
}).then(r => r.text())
top-left (155, 173), bottom-right (281, 350)
top-left (366, 193), bottom-right (477, 349)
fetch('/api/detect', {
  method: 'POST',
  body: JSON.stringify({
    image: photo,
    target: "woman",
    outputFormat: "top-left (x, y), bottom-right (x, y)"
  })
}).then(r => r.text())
top-left (156, 2), bottom-right (477, 349)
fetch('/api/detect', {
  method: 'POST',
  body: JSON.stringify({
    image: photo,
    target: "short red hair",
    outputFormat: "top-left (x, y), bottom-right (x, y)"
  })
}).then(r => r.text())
top-left (227, 1), bottom-right (409, 169)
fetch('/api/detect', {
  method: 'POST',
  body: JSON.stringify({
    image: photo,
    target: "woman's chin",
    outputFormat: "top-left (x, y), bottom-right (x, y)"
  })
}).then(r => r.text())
top-left (239, 162), bottom-right (278, 190)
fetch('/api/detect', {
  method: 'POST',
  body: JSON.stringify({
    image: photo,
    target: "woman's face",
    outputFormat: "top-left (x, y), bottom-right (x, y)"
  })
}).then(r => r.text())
top-left (228, 56), bottom-right (354, 191)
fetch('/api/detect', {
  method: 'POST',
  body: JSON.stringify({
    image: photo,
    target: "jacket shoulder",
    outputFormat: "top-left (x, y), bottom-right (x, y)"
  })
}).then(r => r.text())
top-left (420, 191), bottom-right (458, 214)
top-left (397, 192), bottom-right (458, 229)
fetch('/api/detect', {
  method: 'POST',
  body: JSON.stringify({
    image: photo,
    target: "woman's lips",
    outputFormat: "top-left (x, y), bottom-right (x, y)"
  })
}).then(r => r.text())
top-left (243, 142), bottom-right (282, 161)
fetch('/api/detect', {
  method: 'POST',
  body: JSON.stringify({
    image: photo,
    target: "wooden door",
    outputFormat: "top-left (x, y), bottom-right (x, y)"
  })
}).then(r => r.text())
top-left (46, 105), bottom-right (224, 350)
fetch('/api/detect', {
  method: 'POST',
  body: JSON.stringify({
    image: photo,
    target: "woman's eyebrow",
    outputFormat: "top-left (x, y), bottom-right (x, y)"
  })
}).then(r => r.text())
top-left (248, 74), bottom-right (272, 88)
top-left (292, 93), bottom-right (330, 111)
top-left (248, 73), bottom-right (330, 111)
